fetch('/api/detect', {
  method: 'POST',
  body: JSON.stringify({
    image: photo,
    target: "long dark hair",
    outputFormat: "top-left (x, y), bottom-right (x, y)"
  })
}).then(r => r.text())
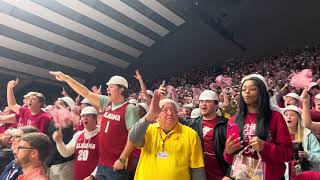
top-left (235, 77), bottom-right (272, 140)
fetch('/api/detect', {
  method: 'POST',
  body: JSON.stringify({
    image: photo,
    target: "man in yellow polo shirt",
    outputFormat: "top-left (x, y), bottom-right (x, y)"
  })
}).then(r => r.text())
top-left (129, 90), bottom-right (206, 180)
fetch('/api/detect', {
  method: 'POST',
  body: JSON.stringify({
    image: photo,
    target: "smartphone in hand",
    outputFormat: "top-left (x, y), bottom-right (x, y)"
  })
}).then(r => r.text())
top-left (160, 80), bottom-right (166, 95)
top-left (226, 122), bottom-right (240, 141)
top-left (161, 80), bottom-right (166, 86)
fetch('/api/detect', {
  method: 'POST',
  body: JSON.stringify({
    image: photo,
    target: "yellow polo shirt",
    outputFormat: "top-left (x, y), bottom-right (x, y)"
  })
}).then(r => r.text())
top-left (134, 122), bottom-right (204, 180)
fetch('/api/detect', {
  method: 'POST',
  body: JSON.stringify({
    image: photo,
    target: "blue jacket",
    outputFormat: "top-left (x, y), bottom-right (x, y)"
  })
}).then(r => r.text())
top-left (0, 160), bottom-right (22, 180)
top-left (285, 129), bottom-right (320, 180)
top-left (303, 129), bottom-right (320, 171)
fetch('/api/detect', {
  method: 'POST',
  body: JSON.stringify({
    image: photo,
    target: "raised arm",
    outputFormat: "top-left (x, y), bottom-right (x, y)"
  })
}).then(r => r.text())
top-left (52, 128), bottom-right (80, 158)
top-left (134, 70), bottom-right (151, 105)
top-left (49, 71), bottom-right (101, 108)
top-left (129, 90), bottom-right (161, 147)
top-left (0, 113), bottom-right (17, 124)
top-left (301, 90), bottom-right (320, 134)
top-left (61, 87), bottom-right (69, 97)
top-left (222, 88), bottom-right (230, 107)
top-left (7, 79), bottom-right (21, 113)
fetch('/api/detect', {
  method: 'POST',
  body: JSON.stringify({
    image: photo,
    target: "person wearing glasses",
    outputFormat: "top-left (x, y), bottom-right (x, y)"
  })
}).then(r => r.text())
top-left (14, 132), bottom-right (51, 180)
top-left (0, 126), bottom-right (39, 180)
top-left (129, 91), bottom-right (206, 180)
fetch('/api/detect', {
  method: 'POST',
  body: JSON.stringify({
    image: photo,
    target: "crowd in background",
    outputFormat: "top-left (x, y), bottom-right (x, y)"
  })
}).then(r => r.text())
top-left (127, 45), bottom-right (320, 108)
top-left (1, 44), bottom-right (320, 180)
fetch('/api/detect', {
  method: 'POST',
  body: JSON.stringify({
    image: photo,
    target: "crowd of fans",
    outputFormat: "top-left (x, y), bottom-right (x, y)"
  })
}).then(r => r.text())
top-left (0, 44), bottom-right (320, 180)
top-left (127, 45), bottom-right (320, 107)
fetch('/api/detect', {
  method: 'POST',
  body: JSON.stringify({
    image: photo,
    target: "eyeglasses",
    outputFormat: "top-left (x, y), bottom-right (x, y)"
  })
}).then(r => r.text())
top-left (17, 146), bottom-right (36, 151)
top-left (12, 135), bottom-right (22, 140)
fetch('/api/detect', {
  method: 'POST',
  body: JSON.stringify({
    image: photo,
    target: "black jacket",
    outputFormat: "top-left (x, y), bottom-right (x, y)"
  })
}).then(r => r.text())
top-left (46, 121), bottom-right (75, 167)
top-left (188, 116), bottom-right (230, 176)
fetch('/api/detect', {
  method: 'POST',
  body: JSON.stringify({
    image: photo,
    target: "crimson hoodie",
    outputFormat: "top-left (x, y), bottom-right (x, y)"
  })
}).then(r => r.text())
top-left (224, 111), bottom-right (293, 180)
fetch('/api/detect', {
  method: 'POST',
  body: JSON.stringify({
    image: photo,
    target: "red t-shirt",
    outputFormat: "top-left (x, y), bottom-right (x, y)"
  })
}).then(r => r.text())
top-left (202, 117), bottom-right (224, 179)
top-left (226, 111), bottom-right (293, 180)
top-left (74, 131), bottom-right (99, 180)
top-left (18, 107), bottom-right (51, 133)
top-left (98, 102), bottom-right (129, 167)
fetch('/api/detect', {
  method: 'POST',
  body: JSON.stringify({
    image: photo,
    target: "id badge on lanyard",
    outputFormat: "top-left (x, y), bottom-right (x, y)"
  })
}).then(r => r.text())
top-left (157, 128), bottom-right (170, 159)
top-left (157, 151), bottom-right (168, 159)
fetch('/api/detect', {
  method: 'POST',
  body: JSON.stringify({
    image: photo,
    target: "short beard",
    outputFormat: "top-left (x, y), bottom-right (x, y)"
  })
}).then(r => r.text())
top-left (16, 154), bottom-right (30, 167)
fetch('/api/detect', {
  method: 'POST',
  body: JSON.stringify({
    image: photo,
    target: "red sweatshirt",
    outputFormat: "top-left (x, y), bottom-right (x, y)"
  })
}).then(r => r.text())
top-left (224, 111), bottom-right (293, 180)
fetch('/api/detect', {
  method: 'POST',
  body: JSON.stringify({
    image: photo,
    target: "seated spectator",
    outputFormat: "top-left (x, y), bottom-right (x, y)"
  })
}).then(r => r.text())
top-left (0, 128), bottom-right (15, 172)
top-left (15, 132), bottom-right (51, 180)
top-left (0, 126), bottom-right (39, 180)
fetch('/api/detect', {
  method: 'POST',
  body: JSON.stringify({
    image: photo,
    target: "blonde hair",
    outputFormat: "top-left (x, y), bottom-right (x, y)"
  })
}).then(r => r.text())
top-left (294, 119), bottom-right (304, 143)
top-left (283, 106), bottom-right (304, 142)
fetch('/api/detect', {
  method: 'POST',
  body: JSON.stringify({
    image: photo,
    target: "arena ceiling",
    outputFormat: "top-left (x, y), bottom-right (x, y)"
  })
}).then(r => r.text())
top-left (1, 0), bottom-right (320, 95)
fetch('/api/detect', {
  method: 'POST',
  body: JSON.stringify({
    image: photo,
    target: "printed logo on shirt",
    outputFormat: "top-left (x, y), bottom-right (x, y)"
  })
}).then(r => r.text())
top-left (243, 123), bottom-right (256, 143)
top-left (103, 112), bottom-right (120, 121)
top-left (26, 118), bottom-right (36, 126)
top-left (76, 143), bottom-right (96, 149)
top-left (203, 126), bottom-right (212, 137)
